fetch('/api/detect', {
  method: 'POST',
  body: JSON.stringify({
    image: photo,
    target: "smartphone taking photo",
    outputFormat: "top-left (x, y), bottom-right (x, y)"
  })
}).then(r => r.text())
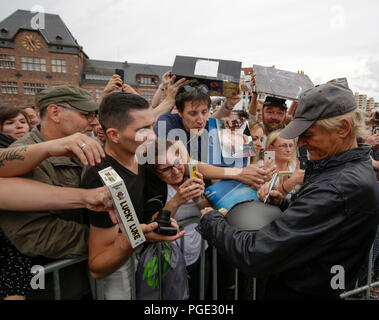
top-left (115, 69), bottom-right (124, 87)
top-left (264, 151), bottom-right (276, 168)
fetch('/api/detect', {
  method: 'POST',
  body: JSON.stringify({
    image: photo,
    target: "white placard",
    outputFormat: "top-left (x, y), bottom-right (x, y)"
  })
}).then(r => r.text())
top-left (99, 167), bottom-right (146, 248)
top-left (194, 59), bottom-right (219, 78)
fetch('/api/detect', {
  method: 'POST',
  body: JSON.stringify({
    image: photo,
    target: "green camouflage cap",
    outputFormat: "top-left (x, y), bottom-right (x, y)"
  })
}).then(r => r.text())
top-left (36, 85), bottom-right (99, 112)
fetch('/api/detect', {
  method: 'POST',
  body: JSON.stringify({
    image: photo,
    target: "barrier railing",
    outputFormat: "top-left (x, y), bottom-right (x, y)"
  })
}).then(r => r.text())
top-left (43, 255), bottom-right (88, 300)
top-left (339, 228), bottom-right (379, 300)
top-left (43, 227), bottom-right (377, 301)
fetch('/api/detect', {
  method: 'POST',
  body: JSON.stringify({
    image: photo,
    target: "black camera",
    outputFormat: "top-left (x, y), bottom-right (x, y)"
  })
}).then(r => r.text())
top-left (154, 209), bottom-right (177, 236)
top-left (298, 146), bottom-right (309, 170)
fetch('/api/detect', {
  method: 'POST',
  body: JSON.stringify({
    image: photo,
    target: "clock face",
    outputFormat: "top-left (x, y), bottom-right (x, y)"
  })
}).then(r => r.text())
top-left (22, 35), bottom-right (41, 52)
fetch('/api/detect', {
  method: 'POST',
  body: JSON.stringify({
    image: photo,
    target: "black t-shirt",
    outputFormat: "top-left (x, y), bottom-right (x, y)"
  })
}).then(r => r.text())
top-left (81, 154), bottom-right (146, 228)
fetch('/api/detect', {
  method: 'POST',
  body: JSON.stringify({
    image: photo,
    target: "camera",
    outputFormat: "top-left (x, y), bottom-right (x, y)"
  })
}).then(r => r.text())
top-left (154, 209), bottom-right (178, 236)
top-left (298, 146), bottom-right (308, 170)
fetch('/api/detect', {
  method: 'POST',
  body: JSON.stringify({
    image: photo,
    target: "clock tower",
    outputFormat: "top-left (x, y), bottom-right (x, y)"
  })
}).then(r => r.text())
top-left (0, 10), bottom-right (88, 107)
top-left (22, 34), bottom-right (41, 52)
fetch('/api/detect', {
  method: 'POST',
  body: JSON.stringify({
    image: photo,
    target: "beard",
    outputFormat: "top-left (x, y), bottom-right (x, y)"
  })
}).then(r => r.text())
top-left (264, 120), bottom-right (285, 133)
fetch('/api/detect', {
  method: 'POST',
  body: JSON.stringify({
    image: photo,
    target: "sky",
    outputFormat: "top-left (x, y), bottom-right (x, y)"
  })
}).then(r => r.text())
top-left (2, 0), bottom-right (379, 101)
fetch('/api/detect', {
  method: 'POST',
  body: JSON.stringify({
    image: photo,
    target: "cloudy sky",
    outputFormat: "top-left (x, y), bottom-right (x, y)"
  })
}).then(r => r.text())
top-left (2, 0), bottom-right (379, 101)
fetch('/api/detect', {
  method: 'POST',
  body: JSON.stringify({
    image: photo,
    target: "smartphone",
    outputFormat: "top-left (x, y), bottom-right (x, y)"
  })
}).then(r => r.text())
top-left (264, 151), bottom-right (276, 167)
top-left (188, 163), bottom-right (199, 179)
top-left (375, 112), bottom-right (379, 120)
top-left (244, 74), bottom-right (252, 90)
top-left (188, 162), bottom-right (203, 205)
top-left (115, 69), bottom-right (124, 87)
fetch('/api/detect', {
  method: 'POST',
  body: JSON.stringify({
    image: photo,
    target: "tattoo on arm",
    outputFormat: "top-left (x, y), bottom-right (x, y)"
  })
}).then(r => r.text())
top-left (0, 147), bottom-right (27, 167)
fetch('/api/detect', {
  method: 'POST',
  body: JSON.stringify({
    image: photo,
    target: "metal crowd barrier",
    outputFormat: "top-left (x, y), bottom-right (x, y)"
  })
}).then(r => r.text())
top-left (44, 226), bottom-right (378, 301)
top-left (339, 228), bottom-right (379, 300)
top-left (43, 255), bottom-right (88, 300)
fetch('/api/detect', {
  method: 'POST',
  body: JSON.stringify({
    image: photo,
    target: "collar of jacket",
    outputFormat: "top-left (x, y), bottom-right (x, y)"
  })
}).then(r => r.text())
top-left (304, 144), bottom-right (371, 180)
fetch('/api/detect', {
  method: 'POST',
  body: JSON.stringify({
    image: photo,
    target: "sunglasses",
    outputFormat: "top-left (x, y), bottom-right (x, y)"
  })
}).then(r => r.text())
top-left (57, 104), bottom-right (98, 122)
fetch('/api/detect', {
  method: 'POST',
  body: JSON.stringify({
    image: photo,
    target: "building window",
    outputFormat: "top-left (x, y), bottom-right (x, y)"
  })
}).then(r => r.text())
top-left (85, 74), bottom-right (112, 81)
top-left (95, 89), bottom-right (103, 99)
top-left (0, 55), bottom-right (15, 69)
top-left (21, 57), bottom-right (46, 72)
top-left (1, 82), bottom-right (18, 94)
top-left (136, 75), bottom-right (159, 86)
top-left (139, 89), bottom-right (155, 102)
top-left (23, 83), bottom-right (48, 95)
top-left (51, 59), bottom-right (67, 73)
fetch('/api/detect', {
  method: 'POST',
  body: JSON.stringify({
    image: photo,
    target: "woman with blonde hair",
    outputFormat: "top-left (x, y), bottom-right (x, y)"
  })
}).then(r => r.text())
top-left (248, 120), bottom-right (265, 164)
top-left (266, 129), bottom-right (304, 196)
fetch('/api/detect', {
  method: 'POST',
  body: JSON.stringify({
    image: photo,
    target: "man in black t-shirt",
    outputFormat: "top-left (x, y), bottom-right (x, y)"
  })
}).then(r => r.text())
top-left (81, 92), bottom-right (184, 299)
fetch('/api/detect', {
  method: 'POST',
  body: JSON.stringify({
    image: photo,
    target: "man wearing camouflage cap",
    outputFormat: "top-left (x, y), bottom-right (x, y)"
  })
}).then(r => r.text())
top-left (199, 82), bottom-right (379, 299)
top-left (0, 85), bottom-right (101, 299)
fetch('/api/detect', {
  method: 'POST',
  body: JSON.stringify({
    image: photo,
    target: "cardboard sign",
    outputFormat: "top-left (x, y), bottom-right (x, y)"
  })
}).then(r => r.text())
top-left (253, 64), bottom-right (314, 100)
top-left (98, 167), bottom-right (146, 248)
top-left (172, 55), bottom-right (242, 97)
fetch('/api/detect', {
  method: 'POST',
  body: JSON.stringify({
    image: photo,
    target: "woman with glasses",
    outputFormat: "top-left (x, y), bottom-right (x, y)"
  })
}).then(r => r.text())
top-left (145, 139), bottom-right (210, 300)
top-left (266, 129), bottom-right (305, 197)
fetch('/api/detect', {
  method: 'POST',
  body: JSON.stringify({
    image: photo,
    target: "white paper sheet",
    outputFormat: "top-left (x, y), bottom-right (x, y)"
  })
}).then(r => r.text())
top-left (194, 59), bottom-right (219, 77)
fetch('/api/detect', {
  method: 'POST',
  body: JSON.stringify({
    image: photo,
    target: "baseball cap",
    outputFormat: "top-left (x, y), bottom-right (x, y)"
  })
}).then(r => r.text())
top-left (263, 96), bottom-right (287, 110)
top-left (280, 82), bottom-right (357, 139)
top-left (36, 85), bottom-right (99, 112)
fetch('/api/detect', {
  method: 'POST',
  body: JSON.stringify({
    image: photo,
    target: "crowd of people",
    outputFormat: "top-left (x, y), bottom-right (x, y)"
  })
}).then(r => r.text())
top-left (0, 69), bottom-right (378, 300)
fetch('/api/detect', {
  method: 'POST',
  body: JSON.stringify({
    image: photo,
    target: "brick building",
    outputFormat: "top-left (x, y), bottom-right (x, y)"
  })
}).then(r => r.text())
top-left (0, 9), bottom-right (170, 107)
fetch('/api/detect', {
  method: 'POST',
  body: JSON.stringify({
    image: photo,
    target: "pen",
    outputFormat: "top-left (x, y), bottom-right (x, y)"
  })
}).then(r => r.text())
top-left (264, 173), bottom-right (279, 204)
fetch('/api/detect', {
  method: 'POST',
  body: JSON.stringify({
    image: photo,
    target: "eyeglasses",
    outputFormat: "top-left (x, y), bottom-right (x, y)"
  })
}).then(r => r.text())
top-left (57, 104), bottom-right (98, 122)
top-left (157, 158), bottom-right (183, 174)
top-left (273, 143), bottom-right (294, 149)
top-left (179, 84), bottom-right (209, 95)
top-left (264, 110), bottom-right (286, 117)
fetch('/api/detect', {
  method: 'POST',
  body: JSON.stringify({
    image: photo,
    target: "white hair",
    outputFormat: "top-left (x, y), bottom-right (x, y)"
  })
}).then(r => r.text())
top-left (316, 109), bottom-right (367, 139)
